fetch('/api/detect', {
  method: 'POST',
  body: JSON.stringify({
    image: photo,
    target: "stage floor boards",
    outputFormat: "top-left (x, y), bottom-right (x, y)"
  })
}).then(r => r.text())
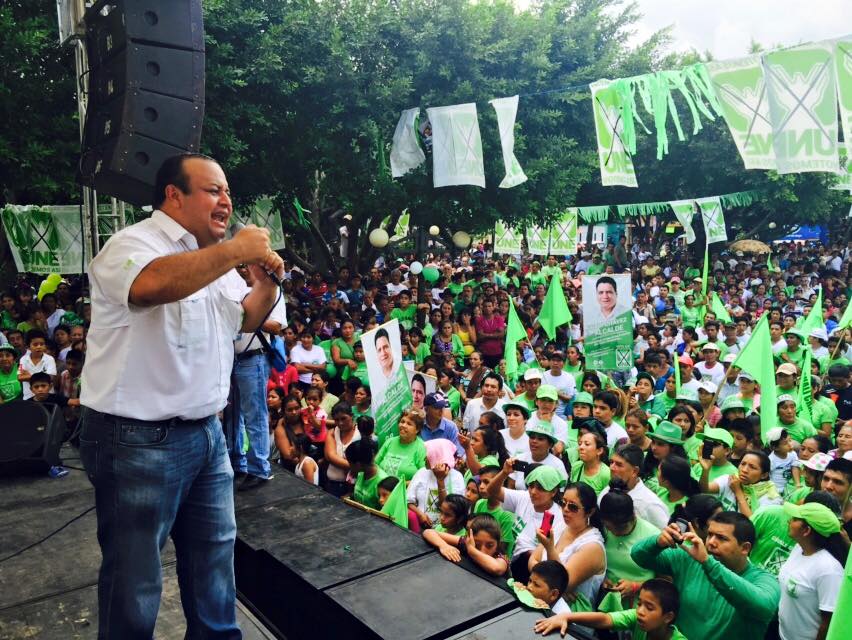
top-left (0, 445), bottom-right (277, 639)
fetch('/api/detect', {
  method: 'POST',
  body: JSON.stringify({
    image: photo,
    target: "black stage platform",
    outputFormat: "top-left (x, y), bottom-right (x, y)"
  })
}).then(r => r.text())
top-left (0, 447), bottom-right (591, 640)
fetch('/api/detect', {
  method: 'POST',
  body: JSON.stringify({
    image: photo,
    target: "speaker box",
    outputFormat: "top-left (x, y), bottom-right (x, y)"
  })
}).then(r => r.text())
top-left (0, 402), bottom-right (66, 475)
top-left (79, 1), bottom-right (205, 206)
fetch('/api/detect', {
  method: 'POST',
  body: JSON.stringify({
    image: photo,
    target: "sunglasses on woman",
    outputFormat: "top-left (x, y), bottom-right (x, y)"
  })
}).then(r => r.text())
top-left (564, 502), bottom-right (582, 513)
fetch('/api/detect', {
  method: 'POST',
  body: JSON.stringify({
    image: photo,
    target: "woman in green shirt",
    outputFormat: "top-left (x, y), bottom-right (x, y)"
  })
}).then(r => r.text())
top-left (345, 438), bottom-right (387, 510)
top-left (330, 319), bottom-right (358, 388)
top-left (571, 430), bottom-right (611, 495)
top-left (351, 383), bottom-right (372, 421)
top-left (680, 294), bottom-right (700, 328)
top-left (375, 411), bottom-right (427, 482)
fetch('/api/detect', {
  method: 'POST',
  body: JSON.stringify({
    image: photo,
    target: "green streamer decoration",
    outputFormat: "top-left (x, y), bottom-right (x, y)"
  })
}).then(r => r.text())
top-left (616, 202), bottom-right (672, 218)
top-left (578, 206), bottom-right (611, 223)
top-left (575, 189), bottom-right (760, 225)
top-left (293, 197), bottom-right (310, 228)
top-left (719, 190), bottom-right (761, 208)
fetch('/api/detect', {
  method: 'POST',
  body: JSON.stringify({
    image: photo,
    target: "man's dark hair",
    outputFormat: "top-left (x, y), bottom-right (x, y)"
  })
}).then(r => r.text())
top-left (65, 349), bottom-right (85, 364)
top-left (529, 560), bottom-right (568, 597)
top-left (826, 458), bottom-right (852, 483)
top-left (594, 390), bottom-right (619, 411)
top-left (25, 329), bottom-right (47, 345)
top-left (374, 327), bottom-right (390, 345)
top-left (29, 372), bottom-right (52, 386)
top-left (482, 371), bottom-right (503, 390)
top-left (153, 153), bottom-right (217, 207)
top-left (643, 352), bottom-right (664, 368)
top-left (614, 443), bottom-right (644, 469)
top-left (640, 578), bottom-right (680, 616)
top-left (596, 276), bottom-right (617, 290)
top-left (709, 511), bottom-right (756, 547)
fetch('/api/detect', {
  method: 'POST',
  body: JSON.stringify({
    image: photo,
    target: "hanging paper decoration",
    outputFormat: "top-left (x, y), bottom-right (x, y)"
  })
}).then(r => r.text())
top-left (490, 95), bottom-right (528, 188)
top-left (762, 42), bottom-right (839, 174)
top-left (578, 205), bottom-right (611, 223)
top-left (493, 220), bottom-right (523, 254)
top-left (718, 190), bottom-right (761, 208)
top-left (526, 225), bottom-right (550, 255)
top-left (549, 208), bottom-right (579, 255)
top-left (389, 108), bottom-right (426, 178)
top-left (707, 55), bottom-right (777, 170)
top-left (669, 200), bottom-right (697, 244)
top-left (832, 149), bottom-right (852, 191)
top-left (426, 103), bottom-right (486, 188)
top-left (590, 80), bottom-right (638, 187)
top-left (615, 202), bottom-right (671, 218)
top-left (697, 196), bottom-right (728, 244)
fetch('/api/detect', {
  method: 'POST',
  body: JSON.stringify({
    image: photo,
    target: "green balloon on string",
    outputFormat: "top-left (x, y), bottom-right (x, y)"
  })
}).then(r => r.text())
top-left (422, 267), bottom-right (440, 283)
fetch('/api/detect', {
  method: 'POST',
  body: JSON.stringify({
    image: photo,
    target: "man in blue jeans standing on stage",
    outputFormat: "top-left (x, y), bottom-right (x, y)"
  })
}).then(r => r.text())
top-left (233, 264), bottom-right (286, 490)
top-left (79, 154), bottom-right (284, 639)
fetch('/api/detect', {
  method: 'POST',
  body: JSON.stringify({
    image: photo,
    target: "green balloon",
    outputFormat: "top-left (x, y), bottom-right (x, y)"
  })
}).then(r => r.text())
top-left (422, 266), bottom-right (440, 283)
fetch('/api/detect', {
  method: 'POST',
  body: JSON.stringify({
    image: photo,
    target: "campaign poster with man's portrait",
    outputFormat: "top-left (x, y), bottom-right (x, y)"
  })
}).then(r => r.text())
top-left (582, 274), bottom-right (634, 371)
top-left (361, 319), bottom-right (413, 443)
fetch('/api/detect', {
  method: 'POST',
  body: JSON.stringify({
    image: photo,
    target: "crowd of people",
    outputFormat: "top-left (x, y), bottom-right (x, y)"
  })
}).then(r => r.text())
top-left (3, 234), bottom-right (852, 639)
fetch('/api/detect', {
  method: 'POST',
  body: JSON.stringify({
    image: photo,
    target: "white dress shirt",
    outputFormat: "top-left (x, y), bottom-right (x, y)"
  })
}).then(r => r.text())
top-left (81, 211), bottom-right (245, 421)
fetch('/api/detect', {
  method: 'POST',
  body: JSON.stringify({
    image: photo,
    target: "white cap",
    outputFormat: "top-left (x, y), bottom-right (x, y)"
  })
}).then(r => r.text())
top-left (697, 380), bottom-right (718, 394)
top-left (809, 327), bottom-right (828, 341)
top-left (723, 353), bottom-right (737, 364)
top-left (524, 368), bottom-right (543, 381)
top-left (766, 427), bottom-right (785, 443)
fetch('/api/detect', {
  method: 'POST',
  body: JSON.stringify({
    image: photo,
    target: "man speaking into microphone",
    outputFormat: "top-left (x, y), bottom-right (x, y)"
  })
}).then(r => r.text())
top-left (79, 153), bottom-right (282, 639)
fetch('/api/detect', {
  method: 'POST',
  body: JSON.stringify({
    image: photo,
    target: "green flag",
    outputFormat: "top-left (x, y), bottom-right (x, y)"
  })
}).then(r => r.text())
top-left (732, 315), bottom-right (777, 443)
top-left (539, 275), bottom-right (572, 341)
top-left (674, 349), bottom-right (682, 394)
top-left (800, 287), bottom-right (824, 335)
top-left (826, 546), bottom-right (852, 640)
top-left (766, 252), bottom-right (780, 273)
top-left (837, 301), bottom-right (852, 331)
top-left (696, 247), bottom-right (710, 322)
top-left (797, 349), bottom-right (813, 422)
top-left (380, 478), bottom-right (409, 529)
top-left (504, 299), bottom-right (527, 379)
top-left (710, 292), bottom-right (732, 324)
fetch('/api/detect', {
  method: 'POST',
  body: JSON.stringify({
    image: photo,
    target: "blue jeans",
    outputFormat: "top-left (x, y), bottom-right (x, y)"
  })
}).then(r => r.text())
top-left (233, 354), bottom-right (272, 479)
top-left (79, 408), bottom-right (241, 640)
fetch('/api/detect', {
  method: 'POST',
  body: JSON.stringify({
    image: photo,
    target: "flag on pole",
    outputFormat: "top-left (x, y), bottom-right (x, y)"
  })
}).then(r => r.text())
top-left (710, 292), bottom-right (732, 324)
top-left (539, 275), bottom-right (572, 341)
top-left (674, 349), bottom-right (682, 394)
top-left (504, 299), bottom-right (527, 379)
top-left (826, 546), bottom-right (852, 640)
top-left (837, 301), bottom-right (852, 332)
top-left (797, 349), bottom-right (813, 422)
top-left (380, 478), bottom-right (409, 529)
top-left (800, 287), bottom-right (824, 335)
top-left (732, 315), bottom-right (777, 443)
top-left (766, 252), bottom-right (780, 273)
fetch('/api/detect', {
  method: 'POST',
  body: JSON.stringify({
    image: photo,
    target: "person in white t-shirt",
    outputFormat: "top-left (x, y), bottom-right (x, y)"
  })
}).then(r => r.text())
top-left (541, 351), bottom-right (576, 418)
top-left (288, 330), bottom-right (328, 389)
top-left (509, 421), bottom-right (568, 490)
top-left (592, 391), bottom-right (628, 449)
top-left (777, 502), bottom-right (844, 640)
top-left (18, 329), bottom-right (57, 400)
top-left (484, 460), bottom-right (566, 584)
top-left (500, 401), bottom-right (531, 459)
top-left (694, 343), bottom-right (725, 387)
top-left (598, 443), bottom-right (669, 529)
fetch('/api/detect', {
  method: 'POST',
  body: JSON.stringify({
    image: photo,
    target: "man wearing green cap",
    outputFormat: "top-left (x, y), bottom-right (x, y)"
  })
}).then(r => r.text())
top-left (778, 502), bottom-right (844, 640)
top-left (719, 395), bottom-right (746, 422)
top-left (510, 419), bottom-right (568, 491)
top-left (694, 428), bottom-right (738, 483)
top-left (527, 384), bottom-right (570, 455)
top-left (780, 328), bottom-right (807, 370)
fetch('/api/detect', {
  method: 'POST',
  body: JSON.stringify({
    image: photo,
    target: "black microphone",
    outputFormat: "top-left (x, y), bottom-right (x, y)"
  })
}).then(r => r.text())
top-left (228, 221), bottom-right (283, 287)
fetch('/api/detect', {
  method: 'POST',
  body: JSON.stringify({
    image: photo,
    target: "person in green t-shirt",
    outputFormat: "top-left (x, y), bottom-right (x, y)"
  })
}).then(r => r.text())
top-left (375, 412), bottom-right (427, 482)
top-left (599, 489), bottom-right (660, 597)
top-left (586, 255), bottom-right (605, 275)
top-left (540, 255), bottom-right (562, 282)
top-left (571, 430), bottom-right (611, 494)
top-left (526, 261), bottom-right (547, 288)
top-left (389, 289), bottom-right (417, 330)
top-left (430, 494), bottom-right (469, 536)
top-left (776, 393), bottom-right (816, 444)
top-left (0, 344), bottom-right (23, 403)
top-left (406, 327), bottom-right (431, 369)
top-left (345, 438), bottom-right (387, 510)
top-left (534, 578), bottom-right (687, 640)
top-left (692, 428), bottom-right (738, 482)
top-left (680, 294), bottom-right (700, 328)
top-left (472, 466), bottom-right (518, 557)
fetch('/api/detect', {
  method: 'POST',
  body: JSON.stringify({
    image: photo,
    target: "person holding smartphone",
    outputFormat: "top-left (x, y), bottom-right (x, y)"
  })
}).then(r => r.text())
top-left (694, 427), bottom-right (738, 482)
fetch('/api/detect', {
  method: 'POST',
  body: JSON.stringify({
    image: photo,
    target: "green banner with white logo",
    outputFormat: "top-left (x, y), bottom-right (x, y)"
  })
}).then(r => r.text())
top-left (697, 196), bottom-right (728, 245)
top-left (526, 225), bottom-right (550, 256)
top-left (591, 80), bottom-right (638, 187)
top-left (494, 220), bottom-right (522, 254)
top-left (762, 42), bottom-right (839, 174)
top-left (1, 205), bottom-right (86, 274)
top-left (669, 200), bottom-right (697, 244)
top-left (549, 208), bottom-right (578, 255)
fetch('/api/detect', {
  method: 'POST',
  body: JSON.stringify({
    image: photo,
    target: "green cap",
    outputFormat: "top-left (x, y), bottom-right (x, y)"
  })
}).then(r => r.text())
top-left (536, 384), bottom-right (559, 402)
top-left (524, 465), bottom-right (565, 491)
top-left (502, 401), bottom-right (531, 419)
top-left (0, 344), bottom-right (17, 354)
top-left (675, 388), bottom-right (699, 402)
top-left (573, 391), bottom-right (594, 406)
top-left (784, 328), bottom-right (806, 341)
top-left (526, 419), bottom-right (558, 444)
top-left (697, 427), bottom-right (734, 448)
top-left (720, 396), bottom-right (745, 413)
top-left (648, 420), bottom-right (685, 445)
top-left (783, 503), bottom-right (841, 537)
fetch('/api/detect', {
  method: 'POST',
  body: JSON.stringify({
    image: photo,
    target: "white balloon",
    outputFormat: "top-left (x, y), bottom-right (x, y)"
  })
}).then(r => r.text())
top-left (368, 228), bottom-right (389, 248)
top-left (410, 261), bottom-right (423, 275)
top-left (452, 231), bottom-right (471, 248)
top-left (429, 225), bottom-right (440, 236)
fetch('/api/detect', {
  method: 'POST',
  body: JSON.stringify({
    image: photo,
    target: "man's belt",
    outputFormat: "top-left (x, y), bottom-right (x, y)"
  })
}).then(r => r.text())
top-left (236, 348), bottom-right (265, 360)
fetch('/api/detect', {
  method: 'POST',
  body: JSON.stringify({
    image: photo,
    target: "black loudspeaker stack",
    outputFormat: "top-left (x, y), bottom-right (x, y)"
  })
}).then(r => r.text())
top-left (78, 1), bottom-right (205, 206)
top-left (0, 402), bottom-right (66, 475)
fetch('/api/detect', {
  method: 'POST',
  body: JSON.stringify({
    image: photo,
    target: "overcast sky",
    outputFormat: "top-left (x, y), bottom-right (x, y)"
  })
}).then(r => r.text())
top-left (621, 0), bottom-right (847, 58)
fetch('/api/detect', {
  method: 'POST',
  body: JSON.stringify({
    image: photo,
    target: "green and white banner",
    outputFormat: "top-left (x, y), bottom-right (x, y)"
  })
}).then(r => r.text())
top-left (669, 200), bottom-right (697, 244)
top-left (232, 197), bottom-right (285, 250)
top-left (549, 208), bottom-right (578, 255)
top-left (494, 220), bottom-right (523, 254)
top-left (832, 150), bottom-right (852, 192)
top-left (390, 107), bottom-right (426, 178)
top-left (361, 319), bottom-right (413, 445)
top-left (490, 95), bottom-right (528, 189)
top-left (526, 225), bottom-right (550, 256)
top-left (426, 103), bottom-right (486, 188)
top-left (582, 274), bottom-right (634, 371)
top-left (707, 55), bottom-right (777, 170)
top-left (591, 80), bottom-right (638, 187)
top-left (697, 196), bottom-right (727, 244)
top-left (762, 42), bottom-right (839, 174)
top-left (1, 205), bottom-right (86, 274)
top-left (835, 37), bottom-right (852, 156)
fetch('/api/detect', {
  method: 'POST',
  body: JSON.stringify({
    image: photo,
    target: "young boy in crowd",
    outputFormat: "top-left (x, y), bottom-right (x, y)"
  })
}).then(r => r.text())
top-left (27, 371), bottom-right (78, 409)
top-left (534, 578), bottom-right (687, 640)
top-left (522, 560), bottom-right (571, 614)
top-left (0, 343), bottom-right (22, 403)
top-left (18, 329), bottom-right (57, 400)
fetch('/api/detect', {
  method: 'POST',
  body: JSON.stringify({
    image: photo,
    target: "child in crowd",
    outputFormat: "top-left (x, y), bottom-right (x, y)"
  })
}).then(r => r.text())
top-left (522, 560), bottom-right (571, 613)
top-left (767, 427), bottom-right (800, 495)
top-left (28, 371), bottom-right (77, 409)
top-left (292, 433), bottom-right (319, 486)
top-left (56, 348), bottom-right (84, 427)
top-left (471, 466), bottom-right (518, 557)
top-left (534, 578), bottom-right (686, 639)
top-left (0, 343), bottom-right (22, 403)
top-left (301, 387), bottom-right (328, 444)
top-left (18, 329), bottom-right (57, 400)
top-left (432, 494), bottom-right (469, 535)
top-left (407, 438), bottom-right (466, 528)
top-left (423, 513), bottom-right (509, 576)
top-left (345, 437), bottom-right (386, 510)
top-left (377, 476), bottom-right (421, 533)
